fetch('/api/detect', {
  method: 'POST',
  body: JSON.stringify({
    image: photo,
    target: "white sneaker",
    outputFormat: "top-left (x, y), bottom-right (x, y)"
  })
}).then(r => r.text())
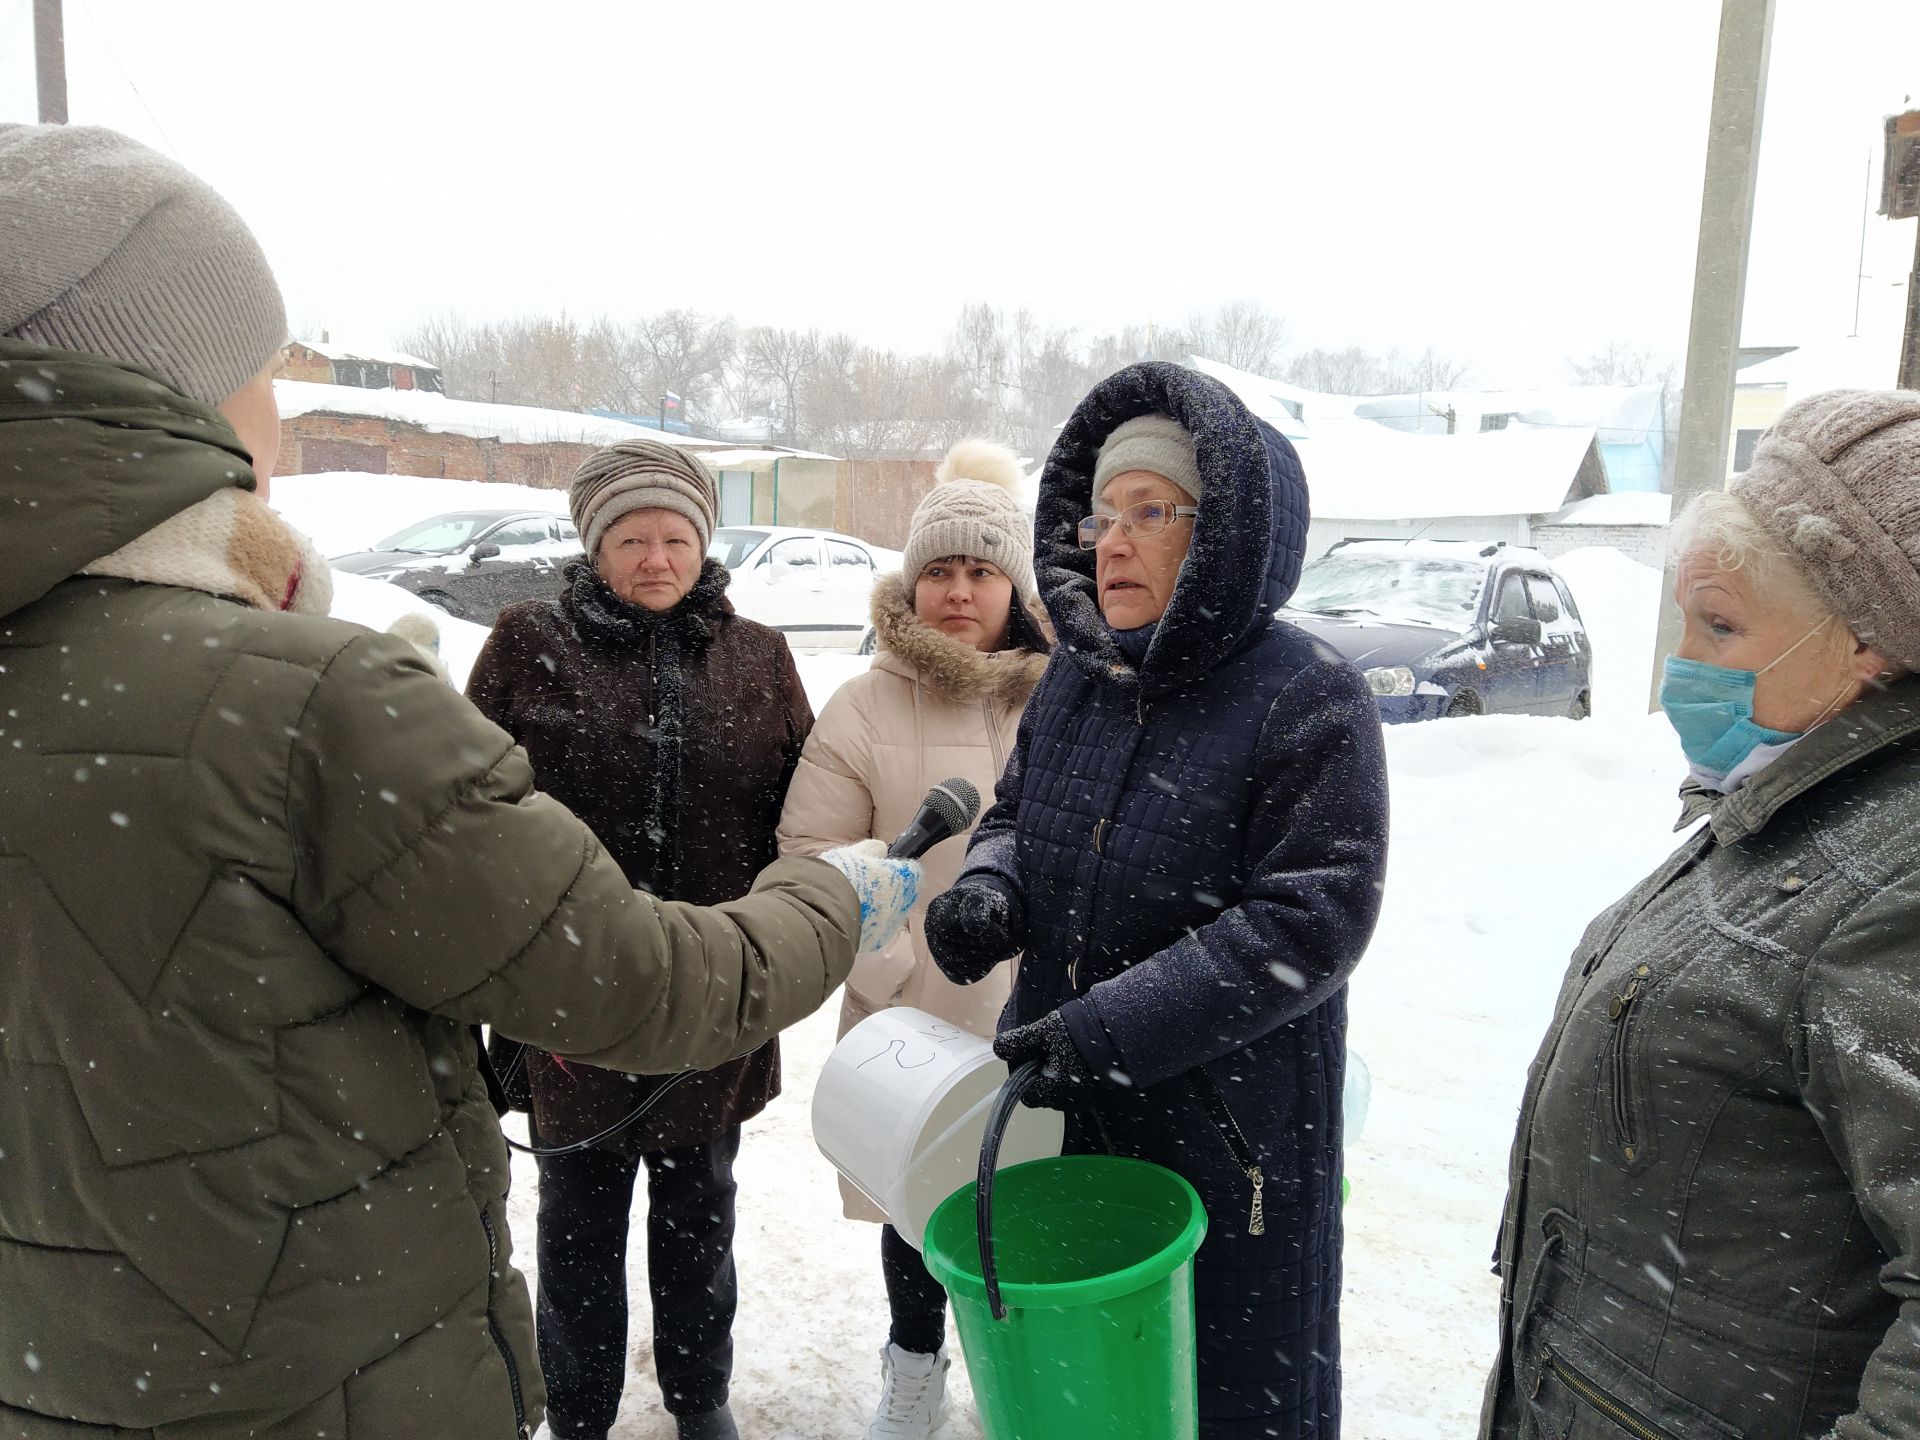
top-left (864, 1343), bottom-right (951, 1439)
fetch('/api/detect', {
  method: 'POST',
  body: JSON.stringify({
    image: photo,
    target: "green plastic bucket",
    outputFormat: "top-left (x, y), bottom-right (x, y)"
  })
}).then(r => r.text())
top-left (922, 1062), bottom-right (1208, 1440)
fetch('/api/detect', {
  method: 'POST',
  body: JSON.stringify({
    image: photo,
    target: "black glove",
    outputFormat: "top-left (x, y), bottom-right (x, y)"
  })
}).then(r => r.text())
top-left (925, 881), bottom-right (1024, 985)
top-left (993, 1010), bottom-right (1098, 1111)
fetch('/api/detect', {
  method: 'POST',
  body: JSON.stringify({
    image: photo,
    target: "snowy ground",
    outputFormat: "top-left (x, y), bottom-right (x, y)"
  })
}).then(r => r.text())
top-left (279, 475), bottom-right (1688, 1436)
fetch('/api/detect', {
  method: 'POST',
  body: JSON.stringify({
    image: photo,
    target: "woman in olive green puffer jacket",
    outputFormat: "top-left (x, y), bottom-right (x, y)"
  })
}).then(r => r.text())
top-left (0, 123), bottom-right (907, 1440)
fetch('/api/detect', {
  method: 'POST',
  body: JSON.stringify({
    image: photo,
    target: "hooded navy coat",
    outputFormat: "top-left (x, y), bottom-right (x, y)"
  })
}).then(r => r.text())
top-left (952, 363), bottom-right (1389, 1437)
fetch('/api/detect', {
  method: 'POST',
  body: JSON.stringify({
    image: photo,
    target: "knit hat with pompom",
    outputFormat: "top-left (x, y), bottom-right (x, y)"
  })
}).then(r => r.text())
top-left (901, 438), bottom-right (1036, 604)
top-left (1732, 388), bottom-right (1920, 669)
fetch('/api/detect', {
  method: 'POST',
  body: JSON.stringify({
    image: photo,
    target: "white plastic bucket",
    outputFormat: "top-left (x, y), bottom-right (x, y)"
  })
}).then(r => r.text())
top-left (812, 1007), bottom-right (1064, 1251)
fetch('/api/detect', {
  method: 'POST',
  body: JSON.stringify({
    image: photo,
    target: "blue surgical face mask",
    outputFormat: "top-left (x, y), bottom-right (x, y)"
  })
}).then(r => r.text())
top-left (1658, 621), bottom-right (1829, 781)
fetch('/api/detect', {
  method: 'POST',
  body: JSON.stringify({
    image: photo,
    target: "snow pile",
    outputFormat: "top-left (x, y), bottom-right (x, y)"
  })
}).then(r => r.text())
top-left (1552, 546), bottom-right (1664, 718)
top-left (1339, 711), bottom-right (1684, 1437)
top-left (1545, 491), bottom-right (1671, 527)
top-left (274, 472), bottom-right (569, 559)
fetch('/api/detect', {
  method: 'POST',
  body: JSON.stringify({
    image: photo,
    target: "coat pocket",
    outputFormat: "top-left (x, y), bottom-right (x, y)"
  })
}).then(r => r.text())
top-left (1600, 964), bottom-right (1654, 1168)
top-left (1531, 1345), bottom-right (1744, 1440)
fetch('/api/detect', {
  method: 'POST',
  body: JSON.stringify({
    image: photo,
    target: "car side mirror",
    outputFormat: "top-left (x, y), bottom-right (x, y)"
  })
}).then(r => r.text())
top-left (469, 543), bottom-right (501, 564)
top-left (1493, 616), bottom-right (1542, 645)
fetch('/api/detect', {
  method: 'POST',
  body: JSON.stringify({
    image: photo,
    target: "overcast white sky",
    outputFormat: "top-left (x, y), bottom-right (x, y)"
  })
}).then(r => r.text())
top-left (1, 0), bottom-right (1914, 386)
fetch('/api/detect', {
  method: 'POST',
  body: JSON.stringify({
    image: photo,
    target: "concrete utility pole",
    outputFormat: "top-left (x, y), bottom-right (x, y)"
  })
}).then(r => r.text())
top-left (34, 0), bottom-right (68, 125)
top-left (1903, 221), bottom-right (1920, 391)
top-left (1892, 111), bottom-right (1920, 389)
top-left (1648, 0), bottom-right (1776, 712)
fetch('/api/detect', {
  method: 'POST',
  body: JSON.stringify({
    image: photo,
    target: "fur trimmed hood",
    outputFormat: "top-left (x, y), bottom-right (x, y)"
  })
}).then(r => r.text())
top-left (869, 571), bottom-right (1050, 708)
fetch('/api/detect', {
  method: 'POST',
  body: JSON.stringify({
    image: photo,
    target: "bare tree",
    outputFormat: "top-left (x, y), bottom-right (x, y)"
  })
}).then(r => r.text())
top-left (1179, 299), bottom-right (1290, 375)
top-left (743, 326), bottom-right (822, 444)
top-left (1281, 343), bottom-right (1468, 396)
top-left (629, 309), bottom-right (736, 423)
top-left (1568, 340), bottom-right (1657, 387)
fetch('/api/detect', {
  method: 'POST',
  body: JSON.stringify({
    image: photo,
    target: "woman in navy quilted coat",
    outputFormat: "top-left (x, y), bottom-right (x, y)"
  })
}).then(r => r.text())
top-left (926, 361), bottom-right (1389, 1439)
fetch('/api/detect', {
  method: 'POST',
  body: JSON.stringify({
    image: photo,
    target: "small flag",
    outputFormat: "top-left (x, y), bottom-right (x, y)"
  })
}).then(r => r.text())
top-left (663, 392), bottom-right (682, 410)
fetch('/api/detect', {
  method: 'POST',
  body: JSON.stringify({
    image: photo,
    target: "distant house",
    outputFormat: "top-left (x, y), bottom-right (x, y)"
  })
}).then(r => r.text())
top-left (274, 380), bottom-right (734, 489)
top-left (274, 384), bottom-right (875, 541)
top-left (1190, 357), bottom-right (1611, 559)
top-left (281, 337), bottom-right (444, 394)
top-left (1729, 327), bottom-right (1906, 477)
top-left (1188, 355), bottom-right (1668, 493)
top-left (1344, 383), bottom-right (1667, 494)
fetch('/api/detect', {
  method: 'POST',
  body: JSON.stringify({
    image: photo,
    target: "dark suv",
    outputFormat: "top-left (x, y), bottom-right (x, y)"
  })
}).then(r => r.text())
top-left (330, 510), bottom-right (579, 625)
top-left (1280, 539), bottom-right (1594, 721)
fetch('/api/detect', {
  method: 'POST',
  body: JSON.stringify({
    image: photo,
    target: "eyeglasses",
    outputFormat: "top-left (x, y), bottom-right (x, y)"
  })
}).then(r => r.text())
top-left (1077, 500), bottom-right (1200, 550)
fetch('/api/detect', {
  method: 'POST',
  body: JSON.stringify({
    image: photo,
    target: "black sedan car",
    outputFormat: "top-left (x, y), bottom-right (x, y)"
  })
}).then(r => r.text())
top-left (330, 509), bottom-right (579, 625)
top-left (1280, 539), bottom-right (1594, 721)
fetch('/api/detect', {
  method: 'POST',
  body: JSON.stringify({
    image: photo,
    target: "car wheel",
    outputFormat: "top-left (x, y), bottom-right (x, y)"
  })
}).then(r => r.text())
top-left (1568, 690), bottom-right (1592, 721)
top-left (1443, 690), bottom-right (1483, 719)
top-left (857, 626), bottom-right (876, 657)
top-left (418, 589), bottom-right (461, 620)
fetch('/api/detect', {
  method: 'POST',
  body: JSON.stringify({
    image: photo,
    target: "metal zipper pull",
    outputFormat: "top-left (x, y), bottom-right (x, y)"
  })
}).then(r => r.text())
top-left (1248, 1165), bottom-right (1265, 1236)
top-left (1607, 975), bottom-right (1641, 1020)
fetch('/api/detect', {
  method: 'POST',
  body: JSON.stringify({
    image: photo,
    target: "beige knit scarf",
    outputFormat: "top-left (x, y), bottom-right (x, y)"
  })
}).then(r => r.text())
top-left (83, 487), bottom-right (333, 616)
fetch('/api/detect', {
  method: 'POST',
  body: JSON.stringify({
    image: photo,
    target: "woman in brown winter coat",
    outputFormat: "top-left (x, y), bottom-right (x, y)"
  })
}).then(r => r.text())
top-left (468, 440), bottom-right (812, 1440)
top-left (778, 439), bottom-right (1050, 1440)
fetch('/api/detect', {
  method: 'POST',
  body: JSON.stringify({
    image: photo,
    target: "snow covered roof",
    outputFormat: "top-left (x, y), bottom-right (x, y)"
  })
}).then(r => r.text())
top-left (696, 447), bottom-right (841, 472)
top-left (1734, 328), bottom-right (1906, 401)
top-left (1350, 382), bottom-right (1665, 447)
top-left (275, 379), bottom-right (735, 451)
top-left (1298, 421), bottom-right (1604, 521)
top-left (1542, 492), bottom-right (1672, 527)
top-left (288, 338), bottom-right (439, 370)
top-left (1186, 356), bottom-right (1321, 438)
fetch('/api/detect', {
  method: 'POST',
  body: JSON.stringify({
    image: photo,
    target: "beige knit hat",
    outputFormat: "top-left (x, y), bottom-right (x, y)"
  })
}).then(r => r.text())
top-left (0, 124), bottom-right (287, 406)
top-left (570, 439), bottom-right (718, 557)
top-left (1092, 414), bottom-right (1203, 505)
top-left (1733, 388), bottom-right (1920, 669)
top-left (902, 439), bottom-right (1036, 604)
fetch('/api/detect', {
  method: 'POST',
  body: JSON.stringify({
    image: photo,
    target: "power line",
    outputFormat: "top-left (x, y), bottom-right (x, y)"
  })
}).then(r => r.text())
top-left (75, 0), bottom-right (179, 160)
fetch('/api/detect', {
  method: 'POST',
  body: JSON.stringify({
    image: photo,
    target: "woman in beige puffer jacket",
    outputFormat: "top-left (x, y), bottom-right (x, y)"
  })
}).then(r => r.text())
top-left (777, 439), bottom-right (1049, 1439)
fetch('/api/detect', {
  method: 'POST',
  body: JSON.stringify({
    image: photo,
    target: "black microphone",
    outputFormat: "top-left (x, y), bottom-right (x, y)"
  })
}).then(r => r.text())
top-left (887, 778), bottom-right (983, 860)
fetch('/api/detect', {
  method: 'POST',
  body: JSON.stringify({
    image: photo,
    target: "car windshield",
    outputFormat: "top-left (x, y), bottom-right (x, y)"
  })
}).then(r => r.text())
top-left (374, 513), bottom-right (505, 555)
top-left (709, 527), bottom-right (770, 568)
top-left (1286, 553), bottom-right (1486, 629)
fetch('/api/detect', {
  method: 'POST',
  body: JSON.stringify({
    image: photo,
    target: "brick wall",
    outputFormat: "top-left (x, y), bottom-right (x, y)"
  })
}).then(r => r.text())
top-left (1529, 523), bottom-right (1666, 569)
top-left (276, 411), bottom-right (589, 490)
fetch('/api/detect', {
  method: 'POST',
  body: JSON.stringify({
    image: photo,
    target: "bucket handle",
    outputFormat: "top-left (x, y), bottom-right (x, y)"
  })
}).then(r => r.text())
top-left (977, 1058), bottom-right (1044, 1322)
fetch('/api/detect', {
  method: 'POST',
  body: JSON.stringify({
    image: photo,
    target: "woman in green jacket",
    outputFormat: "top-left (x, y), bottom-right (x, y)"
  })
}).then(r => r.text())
top-left (0, 123), bottom-right (915, 1440)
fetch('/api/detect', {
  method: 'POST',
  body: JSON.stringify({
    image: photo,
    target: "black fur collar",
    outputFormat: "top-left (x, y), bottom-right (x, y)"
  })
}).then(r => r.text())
top-left (560, 557), bottom-right (732, 656)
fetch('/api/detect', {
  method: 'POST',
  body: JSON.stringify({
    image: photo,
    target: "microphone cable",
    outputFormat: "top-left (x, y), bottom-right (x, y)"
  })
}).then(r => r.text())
top-left (491, 1039), bottom-right (696, 1158)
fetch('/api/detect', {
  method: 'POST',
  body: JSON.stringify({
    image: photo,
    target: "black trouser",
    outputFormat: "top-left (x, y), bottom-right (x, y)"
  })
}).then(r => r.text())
top-left (881, 1222), bottom-right (948, 1356)
top-left (535, 1126), bottom-right (742, 1439)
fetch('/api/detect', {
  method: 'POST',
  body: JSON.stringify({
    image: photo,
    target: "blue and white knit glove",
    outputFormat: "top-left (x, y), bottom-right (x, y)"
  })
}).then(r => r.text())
top-left (821, 840), bottom-right (922, 955)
